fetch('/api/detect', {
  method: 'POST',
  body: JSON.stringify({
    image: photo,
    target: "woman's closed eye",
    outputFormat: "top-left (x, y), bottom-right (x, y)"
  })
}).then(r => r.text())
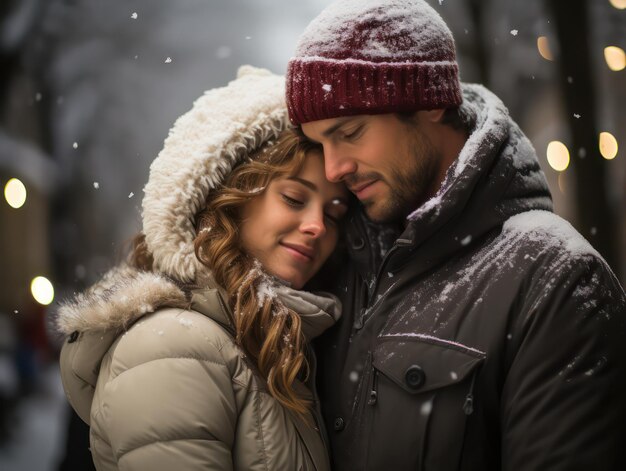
top-left (324, 203), bottom-right (348, 226)
top-left (324, 212), bottom-right (342, 226)
top-left (281, 194), bottom-right (304, 207)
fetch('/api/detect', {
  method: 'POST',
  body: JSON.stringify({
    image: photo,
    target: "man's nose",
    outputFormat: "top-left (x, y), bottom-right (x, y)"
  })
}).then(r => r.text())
top-left (324, 145), bottom-right (356, 183)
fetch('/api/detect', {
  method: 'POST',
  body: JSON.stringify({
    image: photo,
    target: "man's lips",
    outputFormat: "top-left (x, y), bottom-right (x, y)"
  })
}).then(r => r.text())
top-left (281, 242), bottom-right (314, 261)
top-left (348, 180), bottom-right (378, 198)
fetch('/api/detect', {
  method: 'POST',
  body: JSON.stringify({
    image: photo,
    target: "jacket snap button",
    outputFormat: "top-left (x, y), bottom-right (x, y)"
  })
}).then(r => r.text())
top-left (333, 417), bottom-right (345, 431)
top-left (405, 365), bottom-right (425, 389)
top-left (68, 331), bottom-right (79, 344)
top-left (351, 236), bottom-right (365, 250)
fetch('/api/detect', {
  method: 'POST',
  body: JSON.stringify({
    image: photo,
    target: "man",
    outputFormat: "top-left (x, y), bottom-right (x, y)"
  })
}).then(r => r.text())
top-left (285, 0), bottom-right (626, 469)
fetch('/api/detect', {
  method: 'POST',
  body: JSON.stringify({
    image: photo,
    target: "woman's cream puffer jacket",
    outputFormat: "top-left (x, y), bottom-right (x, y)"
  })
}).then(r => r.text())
top-left (58, 267), bottom-right (338, 470)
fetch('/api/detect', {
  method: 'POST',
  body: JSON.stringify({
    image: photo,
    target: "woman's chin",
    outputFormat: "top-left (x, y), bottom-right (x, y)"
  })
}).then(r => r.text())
top-left (273, 270), bottom-right (306, 290)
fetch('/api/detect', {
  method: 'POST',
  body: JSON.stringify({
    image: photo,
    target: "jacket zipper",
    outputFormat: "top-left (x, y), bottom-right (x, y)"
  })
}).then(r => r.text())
top-left (307, 346), bottom-right (332, 456)
top-left (367, 369), bottom-right (379, 406)
top-left (463, 367), bottom-right (478, 415)
top-left (357, 238), bottom-right (412, 329)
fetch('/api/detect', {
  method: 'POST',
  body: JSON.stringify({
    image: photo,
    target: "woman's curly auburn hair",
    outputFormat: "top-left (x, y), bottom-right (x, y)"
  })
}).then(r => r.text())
top-left (130, 128), bottom-right (325, 419)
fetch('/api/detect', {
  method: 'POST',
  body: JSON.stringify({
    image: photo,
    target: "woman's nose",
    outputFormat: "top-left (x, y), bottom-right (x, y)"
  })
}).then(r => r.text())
top-left (300, 210), bottom-right (327, 238)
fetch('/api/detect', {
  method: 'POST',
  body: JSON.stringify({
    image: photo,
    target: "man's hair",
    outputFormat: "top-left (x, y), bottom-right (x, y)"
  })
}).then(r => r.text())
top-left (396, 107), bottom-right (469, 133)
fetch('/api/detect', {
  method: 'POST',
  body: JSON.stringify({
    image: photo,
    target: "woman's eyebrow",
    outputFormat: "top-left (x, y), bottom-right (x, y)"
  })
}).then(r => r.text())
top-left (287, 176), bottom-right (316, 191)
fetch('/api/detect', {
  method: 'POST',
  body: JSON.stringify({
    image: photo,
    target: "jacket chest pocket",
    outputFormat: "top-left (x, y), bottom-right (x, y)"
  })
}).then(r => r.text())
top-left (363, 336), bottom-right (485, 471)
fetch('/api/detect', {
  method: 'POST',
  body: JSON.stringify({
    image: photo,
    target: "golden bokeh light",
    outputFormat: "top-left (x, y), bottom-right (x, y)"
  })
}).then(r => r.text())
top-left (609, 0), bottom-right (626, 10)
top-left (4, 178), bottom-right (27, 209)
top-left (604, 46), bottom-right (625, 71)
top-left (599, 132), bottom-right (618, 160)
top-left (31, 276), bottom-right (55, 306)
top-left (546, 141), bottom-right (570, 171)
top-left (537, 36), bottom-right (554, 61)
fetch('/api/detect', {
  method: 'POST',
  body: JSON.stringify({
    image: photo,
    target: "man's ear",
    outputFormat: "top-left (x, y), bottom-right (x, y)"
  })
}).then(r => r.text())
top-left (424, 109), bottom-right (445, 123)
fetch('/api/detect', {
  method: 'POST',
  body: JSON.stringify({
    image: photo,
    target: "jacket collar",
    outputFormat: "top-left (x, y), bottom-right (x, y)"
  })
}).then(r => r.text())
top-left (347, 83), bottom-right (553, 278)
top-left (190, 282), bottom-right (342, 341)
top-left (56, 263), bottom-right (341, 342)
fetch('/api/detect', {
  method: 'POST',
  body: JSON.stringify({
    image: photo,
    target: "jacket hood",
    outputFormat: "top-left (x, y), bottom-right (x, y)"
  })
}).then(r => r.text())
top-left (408, 83), bottom-right (552, 229)
top-left (142, 65), bottom-right (289, 283)
top-left (56, 64), bottom-right (340, 339)
top-left (348, 83), bottom-right (553, 276)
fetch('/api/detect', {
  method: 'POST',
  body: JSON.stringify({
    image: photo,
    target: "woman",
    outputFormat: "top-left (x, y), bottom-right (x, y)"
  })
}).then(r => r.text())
top-left (56, 66), bottom-right (349, 470)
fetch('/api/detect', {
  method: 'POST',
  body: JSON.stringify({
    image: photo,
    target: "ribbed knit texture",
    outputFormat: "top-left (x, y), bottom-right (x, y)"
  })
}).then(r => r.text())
top-left (287, 0), bottom-right (463, 125)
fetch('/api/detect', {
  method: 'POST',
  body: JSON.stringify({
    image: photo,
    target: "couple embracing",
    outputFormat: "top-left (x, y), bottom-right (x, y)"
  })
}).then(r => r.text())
top-left (56, 1), bottom-right (626, 470)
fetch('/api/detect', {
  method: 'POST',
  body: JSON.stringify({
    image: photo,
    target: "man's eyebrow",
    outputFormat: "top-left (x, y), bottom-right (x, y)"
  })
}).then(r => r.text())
top-left (287, 176), bottom-right (316, 191)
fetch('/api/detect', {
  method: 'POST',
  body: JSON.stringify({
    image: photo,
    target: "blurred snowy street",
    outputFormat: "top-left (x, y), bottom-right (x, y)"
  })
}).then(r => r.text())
top-left (0, 364), bottom-right (68, 471)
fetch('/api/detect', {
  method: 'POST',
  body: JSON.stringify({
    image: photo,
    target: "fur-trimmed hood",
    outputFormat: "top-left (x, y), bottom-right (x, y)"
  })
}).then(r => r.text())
top-left (143, 65), bottom-right (289, 283)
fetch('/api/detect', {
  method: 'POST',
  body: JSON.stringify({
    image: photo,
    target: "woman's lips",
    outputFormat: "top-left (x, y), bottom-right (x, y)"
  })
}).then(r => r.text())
top-left (280, 242), bottom-right (314, 262)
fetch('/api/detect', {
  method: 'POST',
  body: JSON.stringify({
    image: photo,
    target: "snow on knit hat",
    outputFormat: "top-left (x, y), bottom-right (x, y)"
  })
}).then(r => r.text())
top-left (286, 0), bottom-right (462, 125)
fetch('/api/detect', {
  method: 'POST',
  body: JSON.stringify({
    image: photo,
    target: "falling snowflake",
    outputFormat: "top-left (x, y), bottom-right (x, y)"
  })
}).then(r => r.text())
top-left (72, 142), bottom-right (78, 149)
top-left (349, 371), bottom-right (359, 382)
top-left (130, 12), bottom-right (138, 19)
top-left (567, 76), bottom-right (574, 84)
top-left (450, 371), bottom-right (458, 380)
top-left (322, 84), bottom-right (332, 92)
top-left (510, 29), bottom-right (518, 36)
top-left (13, 310), bottom-right (18, 314)
top-left (573, 113), bottom-right (581, 119)
top-left (128, 192), bottom-right (134, 198)
top-left (245, 36), bottom-right (251, 40)
top-left (216, 46), bottom-right (231, 59)
top-left (35, 92), bottom-right (42, 101)
top-left (93, 182), bottom-right (100, 189)
top-left (461, 235), bottom-right (472, 246)
top-left (590, 227), bottom-right (597, 236)
top-left (164, 57), bottom-right (172, 63)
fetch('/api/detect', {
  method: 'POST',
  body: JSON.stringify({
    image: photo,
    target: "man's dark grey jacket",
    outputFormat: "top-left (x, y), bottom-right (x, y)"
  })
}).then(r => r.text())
top-left (316, 84), bottom-right (626, 470)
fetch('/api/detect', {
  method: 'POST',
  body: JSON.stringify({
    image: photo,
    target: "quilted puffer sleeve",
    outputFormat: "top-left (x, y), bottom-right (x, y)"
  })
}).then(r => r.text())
top-left (90, 308), bottom-right (241, 471)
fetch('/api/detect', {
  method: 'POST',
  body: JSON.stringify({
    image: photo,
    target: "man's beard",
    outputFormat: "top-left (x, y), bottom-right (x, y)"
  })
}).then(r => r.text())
top-left (363, 134), bottom-right (441, 224)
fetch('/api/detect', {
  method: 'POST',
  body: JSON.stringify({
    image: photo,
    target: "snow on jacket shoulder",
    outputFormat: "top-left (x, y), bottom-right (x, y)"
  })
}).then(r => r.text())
top-left (59, 266), bottom-right (338, 471)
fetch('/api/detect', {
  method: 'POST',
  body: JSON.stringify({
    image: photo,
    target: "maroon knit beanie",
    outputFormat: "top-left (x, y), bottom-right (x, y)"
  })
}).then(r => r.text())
top-left (286, 0), bottom-right (462, 125)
